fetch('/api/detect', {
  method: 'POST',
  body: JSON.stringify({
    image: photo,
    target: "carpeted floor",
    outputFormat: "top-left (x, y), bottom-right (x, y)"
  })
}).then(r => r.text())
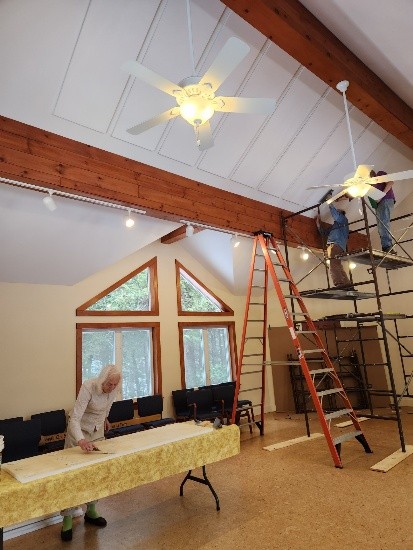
top-left (4, 409), bottom-right (413, 549)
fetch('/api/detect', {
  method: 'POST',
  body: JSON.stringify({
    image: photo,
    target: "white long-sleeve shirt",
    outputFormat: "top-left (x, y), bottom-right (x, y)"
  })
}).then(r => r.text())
top-left (66, 379), bottom-right (117, 444)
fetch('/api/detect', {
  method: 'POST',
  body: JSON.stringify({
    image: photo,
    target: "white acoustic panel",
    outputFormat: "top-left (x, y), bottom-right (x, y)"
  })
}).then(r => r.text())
top-left (231, 68), bottom-right (327, 190)
top-left (54, 0), bottom-right (161, 132)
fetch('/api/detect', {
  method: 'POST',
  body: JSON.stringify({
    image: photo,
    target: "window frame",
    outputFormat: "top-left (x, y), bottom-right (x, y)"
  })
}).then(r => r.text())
top-left (76, 257), bottom-right (159, 316)
top-left (175, 260), bottom-right (234, 316)
top-left (178, 321), bottom-right (237, 389)
top-left (76, 322), bottom-right (162, 398)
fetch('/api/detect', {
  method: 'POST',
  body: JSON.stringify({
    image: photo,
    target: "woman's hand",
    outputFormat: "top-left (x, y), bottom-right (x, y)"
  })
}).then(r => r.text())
top-left (78, 439), bottom-right (96, 452)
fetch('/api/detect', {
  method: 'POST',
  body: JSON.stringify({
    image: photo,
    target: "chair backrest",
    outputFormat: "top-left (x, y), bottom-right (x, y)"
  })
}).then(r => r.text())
top-left (0, 418), bottom-right (41, 462)
top-left (108, 399), bottom-right (134, 423)
top-left (186, 388), bottom-right (214, 413)
top-left (212, 383), bottom-right (235, 407)
top-left (31, 409), bottom-right (67, 436)
top-left (172, 389), bottom-right (189, 416)
top-left (0, 416), bottom-right (23, 428)
top-left (137, 394), bottom-right (163, 417)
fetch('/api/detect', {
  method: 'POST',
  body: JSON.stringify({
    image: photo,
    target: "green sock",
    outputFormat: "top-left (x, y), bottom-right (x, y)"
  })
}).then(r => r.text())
top-left (86, 503), bottom-right (99, 519)
top-left (62, 515), bottom-right (72, 532)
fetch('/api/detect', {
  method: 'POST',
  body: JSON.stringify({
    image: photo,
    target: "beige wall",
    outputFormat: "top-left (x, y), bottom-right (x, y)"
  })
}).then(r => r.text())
top-left (0, 239), bottom-right (281, 420)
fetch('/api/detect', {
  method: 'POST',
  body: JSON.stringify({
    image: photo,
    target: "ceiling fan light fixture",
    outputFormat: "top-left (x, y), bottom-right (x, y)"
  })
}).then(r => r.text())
top-left (346, 183), bottom-right (369, 198)
top-left (179, 96), bottom-right (215, 127)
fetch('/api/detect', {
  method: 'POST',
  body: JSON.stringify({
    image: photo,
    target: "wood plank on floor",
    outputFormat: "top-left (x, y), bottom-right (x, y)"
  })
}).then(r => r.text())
top-left (336, 417), bottom-right (369, 428)
top-left (370, 445), bottom-right (413, 472)
top-left (263, 433), bottom-right (323, 451)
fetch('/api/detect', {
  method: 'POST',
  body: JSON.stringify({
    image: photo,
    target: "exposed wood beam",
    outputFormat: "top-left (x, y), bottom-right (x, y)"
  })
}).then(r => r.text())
top-left (0, 116), bottom-right (367, 250)
top-left (221, 0), bottom-right (413, 149)
top-left (161, 225), bottom-right (204, 244)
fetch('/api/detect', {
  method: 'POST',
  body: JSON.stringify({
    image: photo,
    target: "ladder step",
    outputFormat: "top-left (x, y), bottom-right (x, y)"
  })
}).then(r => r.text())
top-left (310, 368), bottom-right (334, 376)
top-left (247, 319), bottom-right (265, 322)
top-left (333, 430), bottom-right (362, 445)
top-left (324, 408), bottom-right (352, 420)
top-left (302, 348), bottom-right (325, 354)
top-left (284, 294), bottom-right (303, 299)
top-left (253, 268), bottom-right (266, 272)
top-left (252, 285), bottom-right (265, 289)
top-left (243, 353), bottom-right (263, 357)
top-left (290, 312), bottom-right (309, 317)
top-left (239, 387), bottom-right (262, 392)
top-left (317, 388), bottom-right (343, 397)
top-left (240, 369), bottom-right (263, 374)
top-left (296, 330), bottom-right (316, 334)
top-left (250, 302), bottom-right (265, 305)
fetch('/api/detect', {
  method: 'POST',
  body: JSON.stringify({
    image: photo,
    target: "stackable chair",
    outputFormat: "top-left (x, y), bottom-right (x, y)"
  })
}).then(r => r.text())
top-left (31, 409), bottom-right (67, 453)
top-left (106, 399), bottom-right (145, 439)
top-left (172, 389), bottom-right (191, 421)
top-left (0, 417), bottom-right (41, 462)
top-left (186, 388), bottom-right (218, 421)
top-left (136, 394), bottom-right (175, 429)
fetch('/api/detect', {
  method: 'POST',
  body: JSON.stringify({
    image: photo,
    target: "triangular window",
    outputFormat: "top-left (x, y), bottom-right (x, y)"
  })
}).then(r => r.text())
top-left (176, 260), bottom-right (233, 316)
top-left (77, 257), bottom-right (158, 316)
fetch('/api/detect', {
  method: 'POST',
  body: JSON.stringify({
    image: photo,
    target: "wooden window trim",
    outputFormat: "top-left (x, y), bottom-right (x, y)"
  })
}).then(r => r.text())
top-left (76, 322), bottom-right (162, 401)
top-left (76, 257), bottom-right (159, 316)
top-left (178, 321), bottom-right (238, 389)
top-left (175, 260), bottom-right (234, 316)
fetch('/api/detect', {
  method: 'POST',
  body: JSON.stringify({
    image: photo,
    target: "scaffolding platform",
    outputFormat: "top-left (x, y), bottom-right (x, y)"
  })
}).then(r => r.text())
top-left (341, 249), bottom-right (413, 270)
top-left (300, 288), bottom-right (375, 300)
top-left (318, 312), bottom-right (407, 323)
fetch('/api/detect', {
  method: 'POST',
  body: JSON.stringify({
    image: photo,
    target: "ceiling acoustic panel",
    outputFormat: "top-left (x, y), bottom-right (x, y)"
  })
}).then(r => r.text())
top-left (260, 87), bottom-right (345, 199)
top-left (231, 68), bottom-right (326, 190)
top-left (54, 0), bottom-right (161, 132)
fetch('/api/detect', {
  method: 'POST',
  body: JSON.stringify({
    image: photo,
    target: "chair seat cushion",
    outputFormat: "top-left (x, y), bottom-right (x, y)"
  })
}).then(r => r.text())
top-left (142, 418), bottom-right (175, 429)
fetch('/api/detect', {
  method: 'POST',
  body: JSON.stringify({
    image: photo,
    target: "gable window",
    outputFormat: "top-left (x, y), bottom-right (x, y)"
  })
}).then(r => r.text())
top-left (77, 257), bottom-right (158, 316)
top-left (176, 260), bottom-right (233, 316)
top-left (178, 322), bottom-right (237, 388)
top-left (76, 322), bottom-right (161, 398)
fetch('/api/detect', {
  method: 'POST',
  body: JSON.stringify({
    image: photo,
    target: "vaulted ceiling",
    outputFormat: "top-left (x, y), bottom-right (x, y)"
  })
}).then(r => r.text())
top-left (0, 0), bottom-right (412, 287)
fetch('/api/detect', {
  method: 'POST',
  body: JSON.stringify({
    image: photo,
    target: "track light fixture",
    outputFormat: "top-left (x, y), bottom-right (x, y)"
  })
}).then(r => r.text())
top-left (186, 223), bottom-right (194, 237)
top-left (299, 247), bottom-right (309, 261)
top-left (42, 190), bottom-right (57, 212)
top-left (231, 234), bottom-right (240, 248)
top-left (349, 261), bottom-right (357, 270)
top-left (125, 208), bottom-right (135, 228)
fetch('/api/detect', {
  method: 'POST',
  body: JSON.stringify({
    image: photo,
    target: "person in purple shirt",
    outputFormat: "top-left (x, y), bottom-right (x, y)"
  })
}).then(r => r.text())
top-left (370, 170), bottom-right (395, 253)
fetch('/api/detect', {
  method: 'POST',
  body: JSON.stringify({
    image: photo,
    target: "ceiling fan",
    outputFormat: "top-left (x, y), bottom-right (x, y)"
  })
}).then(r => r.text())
top-left (122, 2), bottom-right (276, 151)
top-left (308, 80), bottom-right (413, 204)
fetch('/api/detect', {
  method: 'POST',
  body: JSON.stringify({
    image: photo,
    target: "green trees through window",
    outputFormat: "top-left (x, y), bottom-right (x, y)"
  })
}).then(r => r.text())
top-left (87, 270), bottom-right (150, 311)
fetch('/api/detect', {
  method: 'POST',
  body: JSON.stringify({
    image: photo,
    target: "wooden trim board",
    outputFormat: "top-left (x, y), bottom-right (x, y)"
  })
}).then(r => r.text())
top-left (263, 433), bottom-right (323, 451)
top-left (370, 446), bottom-right (413, 473)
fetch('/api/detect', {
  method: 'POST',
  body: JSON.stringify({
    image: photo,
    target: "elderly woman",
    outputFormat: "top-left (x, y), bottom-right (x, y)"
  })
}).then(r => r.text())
top-left (61, 364), bottom-right (121, 542)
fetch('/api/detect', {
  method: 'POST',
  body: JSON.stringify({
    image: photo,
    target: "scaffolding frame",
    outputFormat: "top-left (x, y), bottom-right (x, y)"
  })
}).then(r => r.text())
top-left (281, 197), bottom-right (413, 453)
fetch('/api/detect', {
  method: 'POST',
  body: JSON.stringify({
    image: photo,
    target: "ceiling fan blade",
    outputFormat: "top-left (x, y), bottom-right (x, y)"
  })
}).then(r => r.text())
top-left (122, 60), bottom-right (183, 97)
top-left (326, 188), bottom-right (350, 204)
top-left (127, 108), bottom-right (180, 135)
top-left (195, 122), bottom-right (214, 151)
top-left (214, 96), bottom-right (276, 114)
top-left (198, 37), bottom-right (250, 92)
top-left (365, 186), bottom-right (386, 202)
top-left (307, 184), bottom-right (343, 190)
top-left (367, 169), bottom-right (413, 185)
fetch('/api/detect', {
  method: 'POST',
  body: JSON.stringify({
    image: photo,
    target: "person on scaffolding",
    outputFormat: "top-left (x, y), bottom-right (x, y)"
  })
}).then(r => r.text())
top-left (316, 194), bottom-right (355, 291)
top-left (369, 169), bottom-right (396, 254)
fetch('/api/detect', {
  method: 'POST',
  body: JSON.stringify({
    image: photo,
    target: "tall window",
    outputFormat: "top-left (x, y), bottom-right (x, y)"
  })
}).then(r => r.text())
top-left (76, 322), bottom-right (161, 398)
top-left (178, 322), bottom-right (237, 388)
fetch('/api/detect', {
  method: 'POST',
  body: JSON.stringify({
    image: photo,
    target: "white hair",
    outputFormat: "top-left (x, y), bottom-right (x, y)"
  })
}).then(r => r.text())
top-left (94, 364), bottom-right (121, 395)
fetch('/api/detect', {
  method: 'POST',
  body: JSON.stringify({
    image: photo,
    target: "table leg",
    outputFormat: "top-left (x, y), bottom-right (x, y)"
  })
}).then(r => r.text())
top-left (179, 465), bottom-right (220, 511)
top-left (1, 527), bottom-right (3, 550)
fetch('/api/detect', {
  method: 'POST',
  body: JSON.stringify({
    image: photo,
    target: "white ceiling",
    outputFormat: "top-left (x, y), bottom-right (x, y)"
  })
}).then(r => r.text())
top-left (0, 0), bottom-right (412, 287)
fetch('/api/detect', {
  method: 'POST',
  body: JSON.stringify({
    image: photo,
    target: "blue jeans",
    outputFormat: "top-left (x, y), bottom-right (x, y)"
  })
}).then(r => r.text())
top-left (376, 199), bottom-right (394, 250)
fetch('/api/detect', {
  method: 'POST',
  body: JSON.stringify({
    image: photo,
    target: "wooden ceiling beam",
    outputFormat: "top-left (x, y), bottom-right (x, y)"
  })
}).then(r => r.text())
top-left (221, 0), bottom-right (413, 149)
top-left (0, 115), bottom-right (367, 250)
top-left (161, 225), bottom-right (204, 244)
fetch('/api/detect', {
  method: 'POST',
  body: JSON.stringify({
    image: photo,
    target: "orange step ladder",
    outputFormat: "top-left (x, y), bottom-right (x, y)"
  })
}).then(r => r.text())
top-left (231, 231), bottom-right (372, 468)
